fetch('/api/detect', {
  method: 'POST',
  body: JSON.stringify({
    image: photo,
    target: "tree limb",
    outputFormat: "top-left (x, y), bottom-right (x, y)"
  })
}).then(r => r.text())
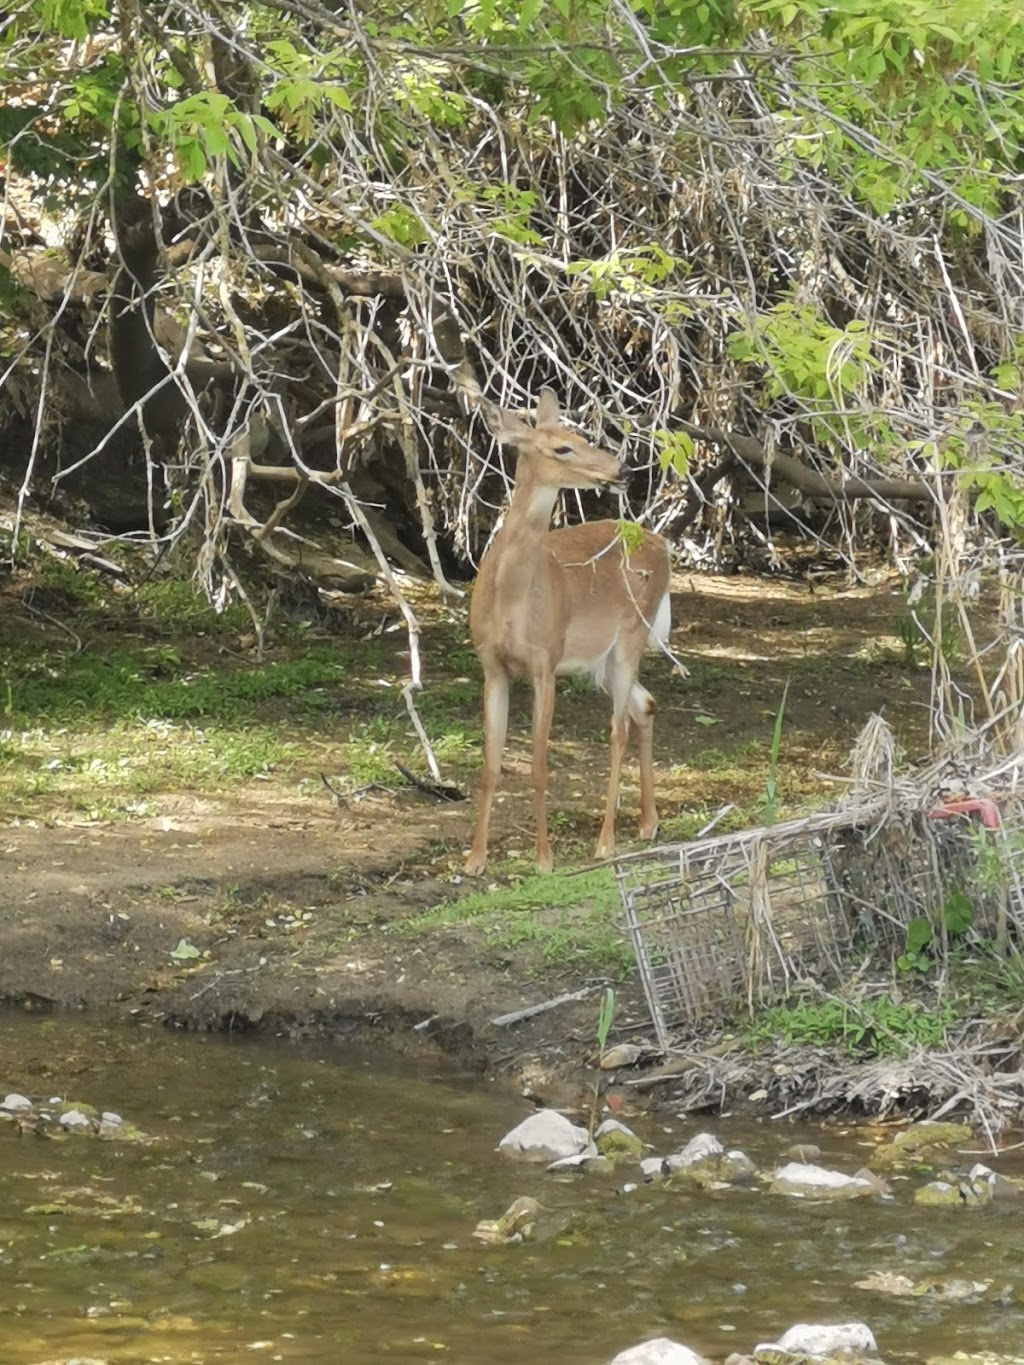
top-left (678, 420), bottom-right (932, 504)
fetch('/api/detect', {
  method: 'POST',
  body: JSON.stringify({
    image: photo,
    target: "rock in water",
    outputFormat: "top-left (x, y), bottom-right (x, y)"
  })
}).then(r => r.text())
top-left (609, 1339), bottom-right (705, 1364)
top-left (770, 1322), bottom-right (877, 1356)
top-left (667, 1132), bottom-right (723, 1167)
top-left (771, 1162), bottom-right (878, 1201)
top-left (498, 1109), bottom-right (590, 1163)
top-left (595, 1118), bottom-right (645, 1159)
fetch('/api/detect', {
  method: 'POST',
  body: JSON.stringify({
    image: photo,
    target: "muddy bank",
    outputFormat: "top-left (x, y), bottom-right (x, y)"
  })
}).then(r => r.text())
top-left (6, 790), bottom-right (1024, 1141)
top-left (0, 792), bottom-right (651, 1097)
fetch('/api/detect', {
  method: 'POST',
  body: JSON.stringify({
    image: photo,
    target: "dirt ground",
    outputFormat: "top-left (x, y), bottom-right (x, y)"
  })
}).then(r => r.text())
top-left (1, 561), bottom-right (935, 1104)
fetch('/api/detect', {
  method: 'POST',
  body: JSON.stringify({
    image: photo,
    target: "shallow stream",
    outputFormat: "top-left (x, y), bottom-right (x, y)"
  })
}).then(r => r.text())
top-left (1, 1013), bottom-right (1021, 1363)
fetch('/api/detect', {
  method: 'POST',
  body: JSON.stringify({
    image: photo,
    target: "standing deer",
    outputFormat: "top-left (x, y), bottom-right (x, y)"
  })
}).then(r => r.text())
top-left (465, 388), bottom-right (672, 875)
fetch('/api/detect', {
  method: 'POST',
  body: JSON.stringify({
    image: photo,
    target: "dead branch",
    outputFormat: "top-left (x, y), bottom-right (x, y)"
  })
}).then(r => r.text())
top-left (678, 421), bottom-right (932, 504)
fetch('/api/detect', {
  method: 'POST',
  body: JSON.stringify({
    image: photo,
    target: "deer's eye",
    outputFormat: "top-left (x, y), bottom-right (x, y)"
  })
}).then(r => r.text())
top-left (553, 444), bottom-right (575, 460)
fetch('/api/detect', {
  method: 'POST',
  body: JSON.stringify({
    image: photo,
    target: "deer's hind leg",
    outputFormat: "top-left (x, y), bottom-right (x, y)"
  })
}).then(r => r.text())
top-left (628, 680), bottom-right (658, 842)
top-left (594, 654), bottom-right (635, 860)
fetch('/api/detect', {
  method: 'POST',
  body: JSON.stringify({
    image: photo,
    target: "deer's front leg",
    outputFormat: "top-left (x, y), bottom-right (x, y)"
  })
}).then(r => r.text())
top-left (466, 668), bottom-right (509, 875)
top-left (531, 669), bottom-right (556, 873)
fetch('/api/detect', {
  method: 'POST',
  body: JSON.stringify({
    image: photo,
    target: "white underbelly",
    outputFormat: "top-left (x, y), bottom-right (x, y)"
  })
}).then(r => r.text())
top-left (556, 644), bottom-right (615, 688)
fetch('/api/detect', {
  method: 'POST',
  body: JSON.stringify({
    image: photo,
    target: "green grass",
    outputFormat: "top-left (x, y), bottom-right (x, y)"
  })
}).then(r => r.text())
top-left (392, 866), bottom-right (632, 972)
top-left (1, 719), bottom-right (301, 818)
top-left (745, 995), bottom-right (955, 1058)
top-left (1, 645), bottom-right (354, 725)
top-left (1, 588), bottom-right (485, 813)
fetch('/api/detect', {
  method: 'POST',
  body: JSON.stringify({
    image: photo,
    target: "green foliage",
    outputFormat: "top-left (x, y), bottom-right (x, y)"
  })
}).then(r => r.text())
top-left (896, 916), bottom-right (935, 974)
top-left (747, 995), bottom-right (954, 1057)
top-left (616, 519), bottom-right (648, 554)
top-left (567, 245), bottom-right (687, 301)
top-left (596, 985), bottom-right (616, 1057)
top-left (933, 402), bottom-right (1024, 538)
top-left (38, 0), bottom-right (109, 40)
top-left (479, 184), bottom-right (543, 245)
top-left (370, 204), bottom-right (430, 249)
top-left (1, 645), bottom-right (346, 724)
top-left (3, 56), bottom-right (134, 185)
top-left (747, 0), bottom-right (1024, 225)
top-left (728, 302), bottom-right (879, 439)
top-left (896, 891), bottom-right (975, 973)
top-left (897, 616), bottom-right (925, 668)
top-left (656, 430), bottom-right (694, 479)
top-left (761, 683), bottom-right (789, 825)
top-left (588, 985), bottom-right (617, 1138)
top-left (149, 94), bottom-right (275, 182)
top-left (956, 942), bottom-right (1024, 1010)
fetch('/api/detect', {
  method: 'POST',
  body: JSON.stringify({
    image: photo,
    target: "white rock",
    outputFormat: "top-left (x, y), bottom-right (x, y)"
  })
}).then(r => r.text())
top-left (665, 1132), bottom-right (723, 1169)
top-left (640, 1156), bottom-right (668, 1178)
top-left (59, 1109), bottom-right (92, 1131)
top-left (546, 1149), bottom-right (605, 1172)
top-left (498, 1109), bottom-right (589, 1163)
top-left (1, 1093), bottom-right (32, 1111)
top-left (723, 1150), bottom-right (757, 1179)
top-left (101, 1111), bottom-right (123, 1127)
top-left (601, 1042), bottom-right (644, 1070)
top-left (595, 1118), bottom-right (641, 1143)
top-left (610, 1338), bottom-right (705, 1365)
top-left (771, 1162), bottom-right (876, 1200)
top-left (772, 1322), bottom-right (877, 1356)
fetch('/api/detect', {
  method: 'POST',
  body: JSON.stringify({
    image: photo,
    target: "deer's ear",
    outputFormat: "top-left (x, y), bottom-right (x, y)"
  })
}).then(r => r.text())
top-left (535, 387), bottom-right (561, 428)
top-left (480, 398), bottom-right (532, 445)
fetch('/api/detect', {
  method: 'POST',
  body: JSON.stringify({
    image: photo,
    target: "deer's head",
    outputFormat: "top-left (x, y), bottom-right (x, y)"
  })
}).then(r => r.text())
top-left (481, 388), bottom-right (623, 493)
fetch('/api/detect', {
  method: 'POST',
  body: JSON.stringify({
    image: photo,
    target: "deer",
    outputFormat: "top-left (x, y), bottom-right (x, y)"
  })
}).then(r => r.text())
top-left (465, 387), bottom-right (672, 876)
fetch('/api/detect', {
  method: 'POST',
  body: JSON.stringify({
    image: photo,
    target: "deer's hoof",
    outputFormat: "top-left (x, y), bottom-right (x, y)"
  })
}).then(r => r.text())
top-left (464, 853), bottom-right (487, 876)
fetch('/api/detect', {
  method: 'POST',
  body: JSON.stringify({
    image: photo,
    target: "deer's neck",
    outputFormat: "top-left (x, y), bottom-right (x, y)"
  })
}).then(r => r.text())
top-left (498, 478), bottom-right (558, 540)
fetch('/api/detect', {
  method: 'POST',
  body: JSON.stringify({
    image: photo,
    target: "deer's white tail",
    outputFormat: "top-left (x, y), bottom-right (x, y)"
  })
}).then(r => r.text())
top-left (650, 590), bottom-right (671, 648)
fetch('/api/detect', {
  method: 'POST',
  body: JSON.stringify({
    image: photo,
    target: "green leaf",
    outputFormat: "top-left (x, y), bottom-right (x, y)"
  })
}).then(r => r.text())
top-left (203, 123), bottom-right (230, 158)
top-left (323, 84), bottom-right (353, 112)
top-left (233, 114), bottom-right (258, 155)
top-left (655, 428), bottom-right (693, 476)
top-left (942, 890), bottom-right (974, 936)
top-left (904, 916), bottom-right (933, 955)
top-left (616, 519), bottom-right (647, 554)
top-left (180, 138), bottom-right (207, 182)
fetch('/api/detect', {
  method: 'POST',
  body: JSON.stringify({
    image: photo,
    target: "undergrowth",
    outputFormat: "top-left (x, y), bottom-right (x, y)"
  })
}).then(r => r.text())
top-left (745, 995), bottom-right (955, 1058)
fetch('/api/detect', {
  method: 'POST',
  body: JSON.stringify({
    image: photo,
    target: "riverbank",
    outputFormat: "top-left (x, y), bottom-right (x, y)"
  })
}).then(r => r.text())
top-left (7, 512), bottom-right (1018, 1125)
